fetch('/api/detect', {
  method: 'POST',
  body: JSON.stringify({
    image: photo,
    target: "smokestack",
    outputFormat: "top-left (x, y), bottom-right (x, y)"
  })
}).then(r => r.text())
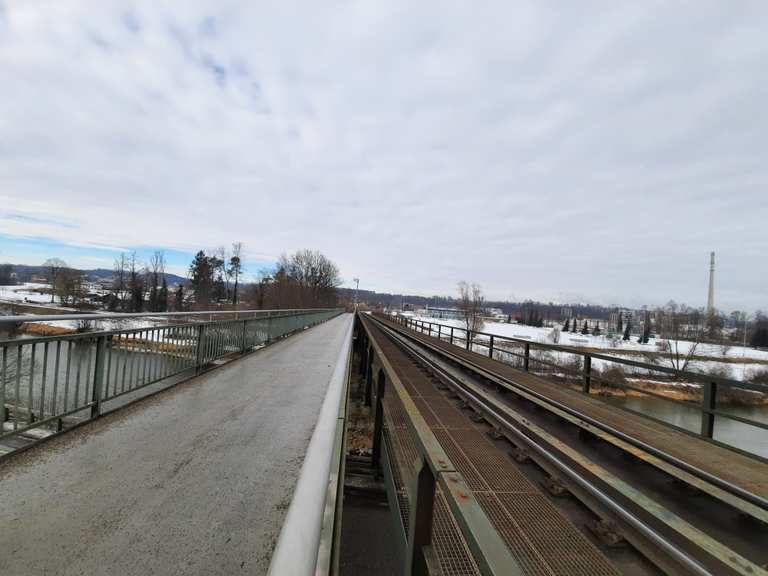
top-left (706, 251), bottom-right (715, 315)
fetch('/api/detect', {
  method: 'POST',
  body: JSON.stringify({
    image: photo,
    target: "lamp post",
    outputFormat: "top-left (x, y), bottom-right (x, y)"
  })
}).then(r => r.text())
top-left (742, 311), bottom-right (749, 380)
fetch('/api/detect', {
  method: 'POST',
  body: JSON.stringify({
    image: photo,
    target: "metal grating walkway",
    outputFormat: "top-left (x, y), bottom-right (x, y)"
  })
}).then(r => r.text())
top-left (380, 315), bottom-right (768, 502)
top-left (369, 320), bottom-right (619, 576)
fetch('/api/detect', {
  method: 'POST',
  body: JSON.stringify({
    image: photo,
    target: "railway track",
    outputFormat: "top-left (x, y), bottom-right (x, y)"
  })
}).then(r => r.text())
top-left (364, 313), bottom-right (768, 576)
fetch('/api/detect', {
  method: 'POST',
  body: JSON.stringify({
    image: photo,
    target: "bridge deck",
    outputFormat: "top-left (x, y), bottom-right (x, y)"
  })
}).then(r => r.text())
top-left (0, 313), bottom-right (353, 576)
top-left (365, 318), bottom-right (619, 576)
top-left (385, 316), bottom-right (768, 501)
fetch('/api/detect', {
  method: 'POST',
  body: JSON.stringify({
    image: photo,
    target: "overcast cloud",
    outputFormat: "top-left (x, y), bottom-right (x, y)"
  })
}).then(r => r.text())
top-left (0, 1), bottom-right (766, 311)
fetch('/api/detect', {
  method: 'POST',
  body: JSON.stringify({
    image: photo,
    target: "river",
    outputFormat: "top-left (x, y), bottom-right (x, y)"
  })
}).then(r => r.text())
top-left (607, 395), bottom-right (768, 459)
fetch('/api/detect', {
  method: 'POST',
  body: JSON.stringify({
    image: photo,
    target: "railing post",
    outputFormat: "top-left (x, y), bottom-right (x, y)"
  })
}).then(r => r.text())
top-left (195, 324), bottom-right (206, 373)
top-left (240, 319), bottom-right (248, 354)
top-left (372, 370), bottom-right (386, 467)
top-left (583, 354), bottom-right (591, 393)
top-left (90, 335), bottom-right (107, 419)
top-left (700, 381), bottom-right (717, 438)
top-left (404, 457), bottom-right (436, 576)
top-left (524, 342), bottom-right (530, 371)
top-left (488, 335), bottom-right (494, 358)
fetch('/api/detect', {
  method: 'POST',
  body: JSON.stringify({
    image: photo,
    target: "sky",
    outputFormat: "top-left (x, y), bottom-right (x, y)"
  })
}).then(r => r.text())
top-left (1, 1), bottom-right (766, 311)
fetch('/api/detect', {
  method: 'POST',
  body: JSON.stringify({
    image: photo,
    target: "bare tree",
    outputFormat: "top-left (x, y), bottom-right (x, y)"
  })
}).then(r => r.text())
top-left (259, 250), bottom-right (341, 309)
top-left (457, 281), bottom-right (485, 341)
top-left (111, 254), bottom-right (129, 310)
top-left (147, 251), bottom-right (166, 312)
top-left (657, 309), bottom-right (701, 373)
top-left (42, 258), bottom-right (67, 303)
top-left (55, 267), bottom-right (85, 307)
top-left (127, 252), bottom-right (145, 312)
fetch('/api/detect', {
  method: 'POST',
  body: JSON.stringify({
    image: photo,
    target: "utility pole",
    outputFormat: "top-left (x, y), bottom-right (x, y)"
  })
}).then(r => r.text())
top-left (742, 311), bottom-right (749, 380)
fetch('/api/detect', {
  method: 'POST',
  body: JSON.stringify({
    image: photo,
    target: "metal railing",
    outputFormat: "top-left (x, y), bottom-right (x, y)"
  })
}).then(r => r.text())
top-left (268, 315), bottom-right (353, 576)
top-left (390, 314), bottom-right (768, 456)
top-left (0, 309), bottom-right (342, 443)
top-left (360, 314), bottom-right (522, 575)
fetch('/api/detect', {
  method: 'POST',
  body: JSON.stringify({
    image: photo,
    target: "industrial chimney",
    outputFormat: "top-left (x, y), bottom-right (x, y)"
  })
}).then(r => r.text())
top-left (706, 251), bottom-right (715, 316)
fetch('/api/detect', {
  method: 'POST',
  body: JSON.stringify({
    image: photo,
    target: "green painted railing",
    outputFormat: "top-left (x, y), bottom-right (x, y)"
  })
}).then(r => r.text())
top-left (0, 309), bottom-right (342, 444)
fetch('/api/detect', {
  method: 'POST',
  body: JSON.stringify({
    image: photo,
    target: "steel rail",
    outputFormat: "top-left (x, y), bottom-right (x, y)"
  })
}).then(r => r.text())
top-left (376, 319), bottom-right (767, 576)
top-left (359, 314), bottom-right (522, 576)
top-left (380, 315), bottom-right (768, 516)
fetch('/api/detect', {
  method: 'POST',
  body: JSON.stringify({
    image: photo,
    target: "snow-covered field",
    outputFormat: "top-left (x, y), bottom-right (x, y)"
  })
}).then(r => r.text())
top-left (400, 313), bottom-right (768, 382)
top-left (0, 283), bottom-right (59, 304)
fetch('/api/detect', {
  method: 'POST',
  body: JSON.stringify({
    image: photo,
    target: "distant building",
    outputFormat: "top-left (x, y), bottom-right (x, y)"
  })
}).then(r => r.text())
top-left (425, 306), bottom-right (463, 320)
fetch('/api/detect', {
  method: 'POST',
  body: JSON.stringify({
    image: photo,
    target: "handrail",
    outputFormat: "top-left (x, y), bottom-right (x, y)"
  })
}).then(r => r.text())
top-left (0, 308), bottom-right (344, 346)
top-left (0, 308), bottom-right (342, 325)
top-left (393, 314), bottom-right (767, 393)
top-left (390, 313), bottom-right (768, 452)
top-left (268, 316), bottom-right (353, 576)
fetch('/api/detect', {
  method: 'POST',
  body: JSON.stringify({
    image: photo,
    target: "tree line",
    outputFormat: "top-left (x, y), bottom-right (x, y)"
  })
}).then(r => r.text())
top-left (187, 247), bottom-right (340, 310)
top-left (30, 244), bottom-right (340, 313)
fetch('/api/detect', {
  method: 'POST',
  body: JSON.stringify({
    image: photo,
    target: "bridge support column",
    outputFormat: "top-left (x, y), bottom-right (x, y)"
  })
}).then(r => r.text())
top-left (371, 369), bottom-right (386, 467)
top-left (404, 457), bottom-right (436, 576)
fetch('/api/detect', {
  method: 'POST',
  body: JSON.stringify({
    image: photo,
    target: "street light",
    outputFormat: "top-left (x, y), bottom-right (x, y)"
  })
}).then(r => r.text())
top-left (353, 278), bottom-right (360, 309)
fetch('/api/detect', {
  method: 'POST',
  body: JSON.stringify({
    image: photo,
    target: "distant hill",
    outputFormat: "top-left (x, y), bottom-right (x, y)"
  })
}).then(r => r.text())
top-left (7, 264), bottom-right (188, 286)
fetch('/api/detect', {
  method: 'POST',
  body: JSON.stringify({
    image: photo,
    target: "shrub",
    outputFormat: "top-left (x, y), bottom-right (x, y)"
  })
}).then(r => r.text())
top-left (747, 368), bottom-right (768, 385)
top-left (597, 366), bottom-right (627, 389)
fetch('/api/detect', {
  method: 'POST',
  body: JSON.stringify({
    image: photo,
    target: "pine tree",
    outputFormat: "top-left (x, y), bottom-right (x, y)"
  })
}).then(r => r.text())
top-left (189, 251), bottom-right (214, 307)
top-left (158, 278), bottom-right (168, 312)
top-left (174, 285), bottom-right (184, 311)
top-left (750, 320), bottom-right (768, 347)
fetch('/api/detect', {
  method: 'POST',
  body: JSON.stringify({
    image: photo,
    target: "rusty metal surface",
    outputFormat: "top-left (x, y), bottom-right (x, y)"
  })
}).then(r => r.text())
top-left (365, 317), bottom-right (619, 576)
top-left (381, 315), bottom-right (768, 503)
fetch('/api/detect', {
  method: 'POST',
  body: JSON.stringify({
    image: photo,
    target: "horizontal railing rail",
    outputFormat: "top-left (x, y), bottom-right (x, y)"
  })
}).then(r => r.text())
top-left (268, 316), bottom-right (353, 576)
top-left (389, 313), bottom-right (768, 455)
top-left (0, 307), bottom-right (338, 327)
top-left (0, 309), bottom-right (343, 445)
